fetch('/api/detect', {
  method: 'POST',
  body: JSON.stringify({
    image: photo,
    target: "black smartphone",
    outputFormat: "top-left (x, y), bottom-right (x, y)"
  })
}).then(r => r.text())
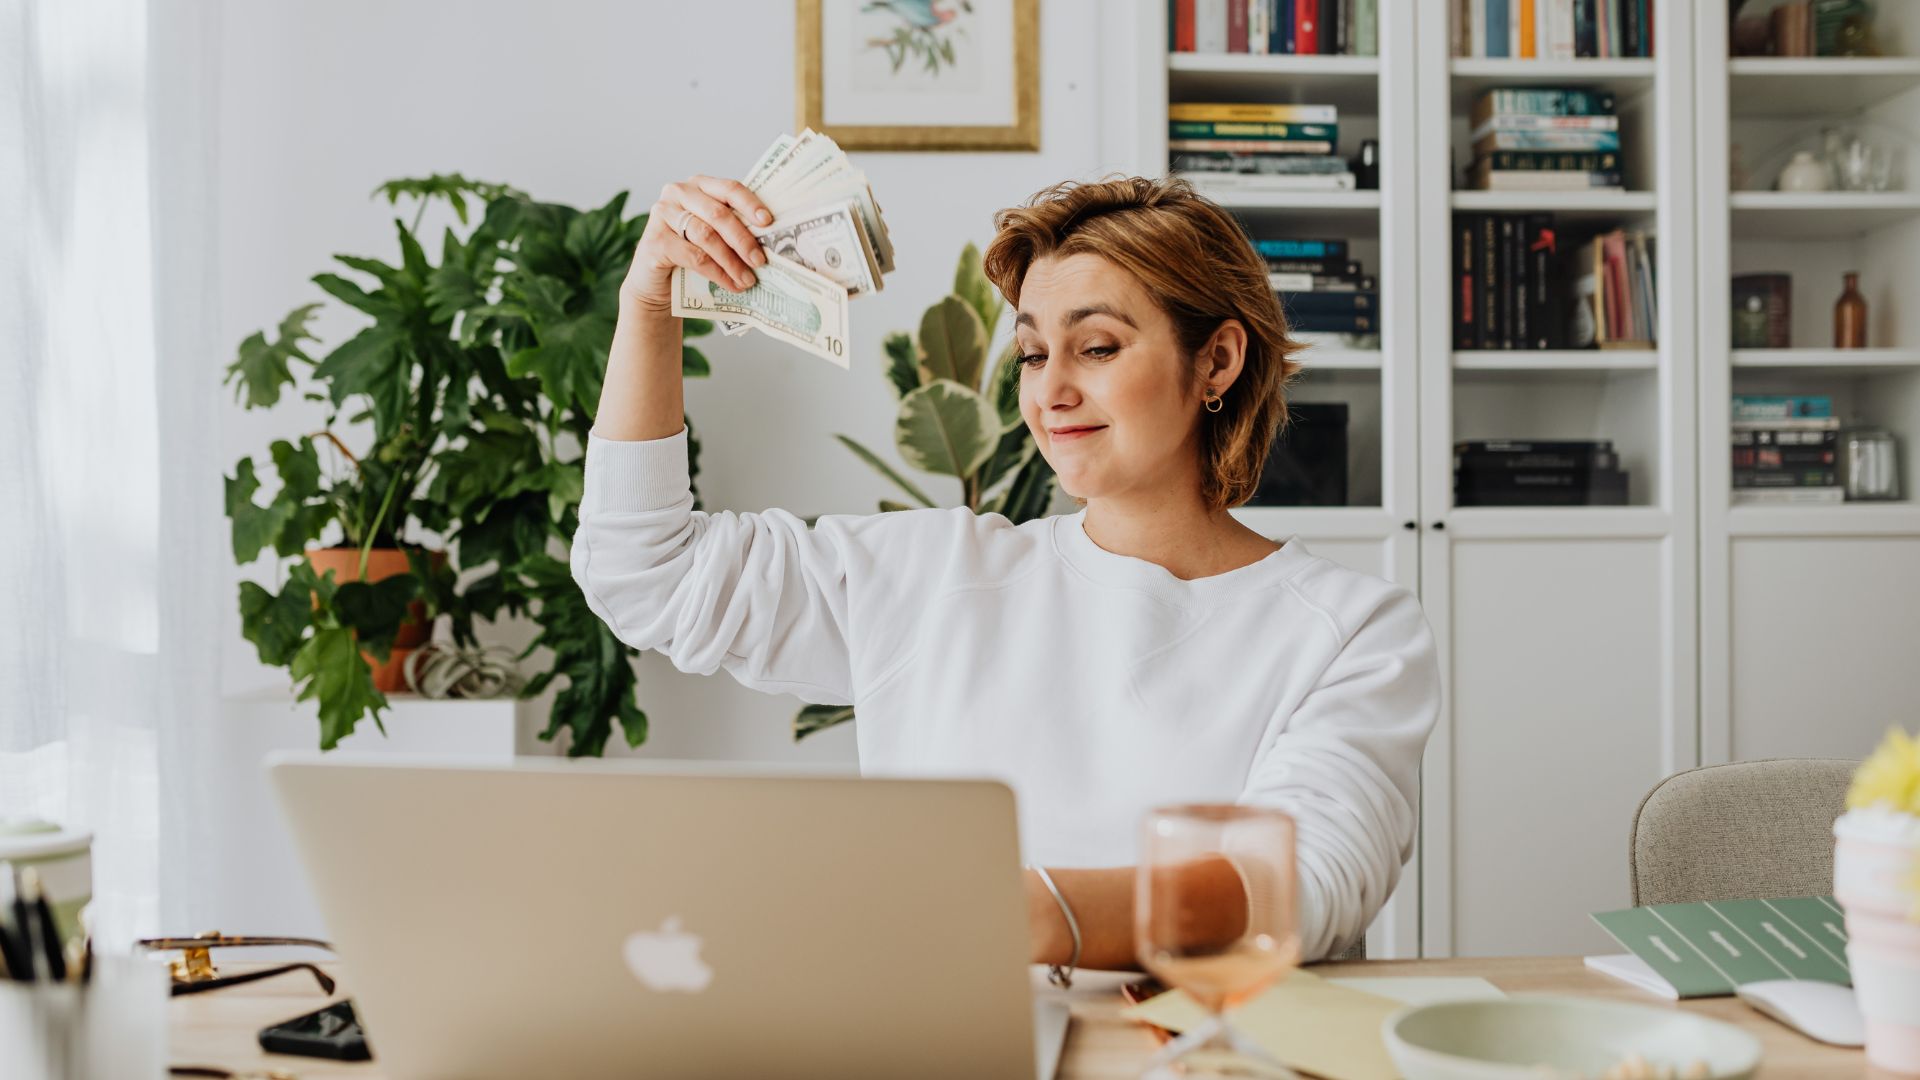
top-left (257, 998), bottom-right (372, 1061)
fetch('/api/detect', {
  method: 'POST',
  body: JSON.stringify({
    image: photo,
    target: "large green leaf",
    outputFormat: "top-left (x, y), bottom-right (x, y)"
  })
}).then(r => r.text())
top-left (882, 331), bottom-right (920, 399)
top-left (515, 553), bottom-right (648, 757)
top-left (895, 381), bottom-right (999, 479)
top-left (833, 434), bottom-right (937, 508)
top-left (332, 575), bottom-right (420, 659)
top-left (224, 304), bottom-right (320, 409)
top-left (291, 624), bottom-right (389, 750)
top-left (917, 296), bottom-right (987, 390)
top-left (312, 323), bottom-right (408, 416)
top-left (237, 578), bottom-right (313, 667)
top-left (794, 704), bottom-right (855, 740)
top-left (226, 457), bottom-right (296, 563)
top-left (952, 242), bottom-right (1003, 345)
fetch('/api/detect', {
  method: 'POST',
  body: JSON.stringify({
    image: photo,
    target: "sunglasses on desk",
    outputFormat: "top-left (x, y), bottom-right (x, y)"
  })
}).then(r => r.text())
top-left (136, 932), bottom-right (337, 997)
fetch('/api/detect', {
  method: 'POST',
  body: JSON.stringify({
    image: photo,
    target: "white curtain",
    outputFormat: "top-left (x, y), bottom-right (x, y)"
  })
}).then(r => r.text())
top-left (0, 0), bottom-right (222, 945)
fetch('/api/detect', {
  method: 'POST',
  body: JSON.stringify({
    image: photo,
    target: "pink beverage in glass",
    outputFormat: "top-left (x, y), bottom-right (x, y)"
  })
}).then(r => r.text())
top-left (1136, 805), bottom-right (1300, 1077)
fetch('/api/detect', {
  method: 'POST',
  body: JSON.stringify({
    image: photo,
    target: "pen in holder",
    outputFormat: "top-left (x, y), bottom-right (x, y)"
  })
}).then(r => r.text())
top-left (0, 953), bottom-right (169, 1080)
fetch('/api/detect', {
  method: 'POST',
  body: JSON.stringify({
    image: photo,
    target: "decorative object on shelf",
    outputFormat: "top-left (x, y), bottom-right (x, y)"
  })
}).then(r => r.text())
top-left (1835, 271), bottom-right (1869, 348)
top-left (1776, 149), bottom-right (1832, 192)
top-left (1814, 0), bottom-right (1878, 56)
top-left (1732, 2), bottom-right (1774, 56)
top-left (1771, 1), bottom-right (1814, 56)
top-left (402, 642), bottom-right (529, 700)
top-left (1731, 273), bottom-right (1792, 348)
top-left (1352, 138), bottom-right (1380, 191)
top-left (225, 175), bottom-right (716, 756)
top-left (1747, 120), bottom-right (1911, 194)
top-left (1833, 728), bottom-right (1920, 1074)
top-left (795, 0), bottom-right (1039, 151)
top-left (793, 243), bottom-right (1057, 741)
top-left (1842, 426), bottom-right (1901, 501)
top-left (1824, 126), bottom-right (1897, 192)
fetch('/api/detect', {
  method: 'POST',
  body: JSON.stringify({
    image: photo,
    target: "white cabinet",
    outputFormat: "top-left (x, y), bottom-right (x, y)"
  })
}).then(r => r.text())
top-left (1694, 6), bottom-right (1920, 771)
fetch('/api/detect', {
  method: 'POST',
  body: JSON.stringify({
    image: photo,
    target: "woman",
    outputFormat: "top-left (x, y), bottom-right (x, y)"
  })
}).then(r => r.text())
top-left (572, 172), bottom-right (1440, 973)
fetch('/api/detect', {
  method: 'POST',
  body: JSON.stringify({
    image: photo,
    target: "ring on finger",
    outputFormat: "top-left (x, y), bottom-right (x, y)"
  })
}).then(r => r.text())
top-left (671, 207), bottom-right (694, 241)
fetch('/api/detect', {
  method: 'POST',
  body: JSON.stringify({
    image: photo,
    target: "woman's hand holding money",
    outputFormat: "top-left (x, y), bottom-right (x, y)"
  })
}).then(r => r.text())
top-left (620, 174), bottom-right (773, 315)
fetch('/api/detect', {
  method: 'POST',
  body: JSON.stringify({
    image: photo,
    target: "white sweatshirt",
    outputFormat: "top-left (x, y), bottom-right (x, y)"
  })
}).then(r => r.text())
top-left (571, 428), bottom-right (1441, 960)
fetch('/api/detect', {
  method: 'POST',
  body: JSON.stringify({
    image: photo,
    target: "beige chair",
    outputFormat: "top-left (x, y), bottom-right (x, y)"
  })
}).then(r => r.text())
top-left (1629, 758), bottom-right (1856, 907)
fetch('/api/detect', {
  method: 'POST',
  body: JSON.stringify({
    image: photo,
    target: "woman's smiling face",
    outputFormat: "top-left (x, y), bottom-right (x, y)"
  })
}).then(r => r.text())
top-left (1014, 252), bottom-right (1209, 503)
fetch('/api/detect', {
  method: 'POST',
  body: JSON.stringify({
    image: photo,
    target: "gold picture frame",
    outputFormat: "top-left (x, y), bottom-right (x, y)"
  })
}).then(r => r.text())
top-left (796, 0), bottom-right (1040, 152)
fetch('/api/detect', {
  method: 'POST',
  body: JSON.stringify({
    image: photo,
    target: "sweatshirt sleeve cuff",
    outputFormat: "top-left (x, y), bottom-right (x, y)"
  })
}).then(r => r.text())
top-left (581, 427), bottom-right (691, 516)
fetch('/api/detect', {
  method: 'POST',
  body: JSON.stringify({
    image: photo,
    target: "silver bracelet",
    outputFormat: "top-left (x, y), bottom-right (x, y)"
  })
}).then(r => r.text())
top-left (1029, 864), bottom-right (1082, 989)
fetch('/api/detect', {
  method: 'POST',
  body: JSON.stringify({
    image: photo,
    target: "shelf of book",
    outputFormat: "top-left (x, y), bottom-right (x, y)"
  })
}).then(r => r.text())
top-left (1727, 192), bottom-right (1920, 241)
top-left (1731, 348), bottom-right (1920, 374)
top-left (1449, 190), bottom-right (1656, 224)
top-left (1726, 57), bottom-right (1920, 117)
top-left (1727, 503), bottom-right (1920, 539)
top-left (1442, 505), bottom-right (1672, 540)
top-left (1452, 349), bottom-right (1658, 372)
top-left (1169, 52), bottom-right (1382, 113)
top-left (1448, 57), bottom-right (1656, 111)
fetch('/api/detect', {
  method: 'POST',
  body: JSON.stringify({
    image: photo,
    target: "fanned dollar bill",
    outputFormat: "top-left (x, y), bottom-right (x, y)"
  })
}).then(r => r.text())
top-left (707, 130), bottom-right (895, 346)
top-left (671, 251), bottom-right (850, 369)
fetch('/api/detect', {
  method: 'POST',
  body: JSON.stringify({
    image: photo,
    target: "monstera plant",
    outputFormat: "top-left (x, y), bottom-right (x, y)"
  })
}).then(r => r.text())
top-left (793, 243), bottom-right (1057, 739)
top-left (225, 174), bottom-right (713, 756)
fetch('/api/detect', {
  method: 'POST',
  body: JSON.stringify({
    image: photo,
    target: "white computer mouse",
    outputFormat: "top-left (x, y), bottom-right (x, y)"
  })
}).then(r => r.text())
top-left (1734, 979), bottom-right (1865, 1047)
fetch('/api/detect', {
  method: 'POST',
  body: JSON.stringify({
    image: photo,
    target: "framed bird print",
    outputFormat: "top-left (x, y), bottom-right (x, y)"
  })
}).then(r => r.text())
top-left (796, 0), bottom-right (1040, 152)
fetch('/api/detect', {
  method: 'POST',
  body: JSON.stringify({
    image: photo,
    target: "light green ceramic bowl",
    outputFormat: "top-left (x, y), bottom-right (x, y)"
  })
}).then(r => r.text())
top-left (1384, 997), bottom-right (1762, 1080)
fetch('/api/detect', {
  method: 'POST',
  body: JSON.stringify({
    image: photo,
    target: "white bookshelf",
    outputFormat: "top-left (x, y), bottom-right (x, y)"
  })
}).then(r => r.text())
top-left (1146, 0), bottom-right (1422, 961)
top-left (1696, 3), bottom-right (1920, 782)
top-left (1128, 0), bottom-right (1918, 962)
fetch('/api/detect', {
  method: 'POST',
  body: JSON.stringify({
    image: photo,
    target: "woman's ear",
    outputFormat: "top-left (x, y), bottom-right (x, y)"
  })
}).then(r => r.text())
top-left (1201, 319), bottom-right (1249, 395)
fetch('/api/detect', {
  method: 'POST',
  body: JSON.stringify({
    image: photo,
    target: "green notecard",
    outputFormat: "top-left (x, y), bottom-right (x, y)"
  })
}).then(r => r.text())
top-left (1591, 895), bottom-right (1851, 998)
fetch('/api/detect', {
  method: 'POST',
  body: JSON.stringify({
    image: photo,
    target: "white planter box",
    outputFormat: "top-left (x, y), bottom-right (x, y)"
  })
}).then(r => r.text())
top-left (179, 688), bottom-right (551, 942)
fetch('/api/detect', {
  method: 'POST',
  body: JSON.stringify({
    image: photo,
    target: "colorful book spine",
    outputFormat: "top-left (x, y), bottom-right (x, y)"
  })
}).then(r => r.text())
top-left (1732, 395), bottom-right (1835, 421)
top-left (1169, 121), bottom-right (1339, 141)
top-left (1472, 88), bottom-right (1617, 125)
top-left (1473, 130), bottom-right (1623, 153)
top-left (1487, 0), bottom-right (1508, 57)
top-left (1295, 0), bottom-right (1319, 53)
top-left (1170, 102), bottom-right (1341, 123)
top-left (1169, 138), bottom-right (1335, 153)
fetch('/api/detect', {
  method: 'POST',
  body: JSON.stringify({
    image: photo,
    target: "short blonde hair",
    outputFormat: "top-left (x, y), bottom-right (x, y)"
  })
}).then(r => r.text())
top-left (982, 176), bottom-right (1301, 511)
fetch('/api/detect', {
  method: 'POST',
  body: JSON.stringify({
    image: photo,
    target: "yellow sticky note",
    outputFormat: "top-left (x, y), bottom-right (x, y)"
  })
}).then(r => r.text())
top-left (1121, 969), bottom-right (1402, 1080)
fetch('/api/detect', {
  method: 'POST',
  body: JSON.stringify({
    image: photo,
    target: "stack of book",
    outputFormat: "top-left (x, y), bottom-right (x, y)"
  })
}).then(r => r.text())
top-left (1450, 0), bottom-right (1654, 58)
top-left (1453, 213), bottom-right (1558, 350)
top-left (1260, 238), bottom-right (1377, 337)
top-left (1467, 88), bottom-right (1623, 192)
top-left (1455, 439), bottom-right (1628, 506)
top-left (1170, 0), bottom-right (1378, 56)
top-left (1170, 103), bottom-right (1352, 195)
top-left (1731, 394), bottom-right (1842, 505)
top-left (1569, 228), bottom-right (1656, 349)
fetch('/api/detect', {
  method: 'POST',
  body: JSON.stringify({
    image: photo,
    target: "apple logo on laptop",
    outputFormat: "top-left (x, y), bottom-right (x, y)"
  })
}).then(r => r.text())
top-left (624, 916), bottom-right (714, 993)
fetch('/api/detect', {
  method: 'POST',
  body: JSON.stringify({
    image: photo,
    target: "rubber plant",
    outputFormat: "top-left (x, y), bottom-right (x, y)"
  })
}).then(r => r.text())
top-left (225, 174), bottom-right (714, 755)
top-left (793, 243), bottom-right (1057, 740)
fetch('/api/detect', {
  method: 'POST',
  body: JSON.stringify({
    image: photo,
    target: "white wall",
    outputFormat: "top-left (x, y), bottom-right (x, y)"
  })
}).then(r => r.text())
top-left (214, 0), bottom-right (1132, 764)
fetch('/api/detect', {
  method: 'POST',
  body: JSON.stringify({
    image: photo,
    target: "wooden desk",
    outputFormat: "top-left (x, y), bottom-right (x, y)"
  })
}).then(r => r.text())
top-left (169, 958), bottom-right (1873, 1078)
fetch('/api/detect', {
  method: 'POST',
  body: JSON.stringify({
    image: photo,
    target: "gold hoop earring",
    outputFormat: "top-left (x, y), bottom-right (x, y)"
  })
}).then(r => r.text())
top-left (1204, 393), bottom-right (1224, 414)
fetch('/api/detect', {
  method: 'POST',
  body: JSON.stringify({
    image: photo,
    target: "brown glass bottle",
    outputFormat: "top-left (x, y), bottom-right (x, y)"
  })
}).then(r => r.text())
top-left (1835, 272), bottom-right (1868, 349)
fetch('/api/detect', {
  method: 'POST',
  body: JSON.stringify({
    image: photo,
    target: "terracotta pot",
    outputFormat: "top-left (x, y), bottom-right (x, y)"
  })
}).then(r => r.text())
top-left (304, 547), bottom-right (445, 692)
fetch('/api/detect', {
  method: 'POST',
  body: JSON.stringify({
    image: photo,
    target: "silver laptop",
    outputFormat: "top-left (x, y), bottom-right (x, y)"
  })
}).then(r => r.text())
top-left (269, 754), bottom-right (1070, 1080)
